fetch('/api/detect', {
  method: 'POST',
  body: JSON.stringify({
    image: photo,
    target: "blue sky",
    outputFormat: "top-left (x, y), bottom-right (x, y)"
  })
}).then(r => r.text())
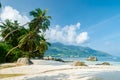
top-left (1, 0), bottom-right (120, 56)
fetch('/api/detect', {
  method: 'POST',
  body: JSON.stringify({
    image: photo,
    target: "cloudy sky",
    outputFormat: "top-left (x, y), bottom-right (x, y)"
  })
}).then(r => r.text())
top-left (0, 0), bottom-right (120, 56)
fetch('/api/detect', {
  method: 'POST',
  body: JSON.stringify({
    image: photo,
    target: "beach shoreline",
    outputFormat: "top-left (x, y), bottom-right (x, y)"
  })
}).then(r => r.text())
top-left (0, 60), bottom-right (120, 80)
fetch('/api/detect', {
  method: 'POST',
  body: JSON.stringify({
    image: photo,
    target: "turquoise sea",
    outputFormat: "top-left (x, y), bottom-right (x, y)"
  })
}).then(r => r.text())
top-left (62, 57), bottom-right (120, 66)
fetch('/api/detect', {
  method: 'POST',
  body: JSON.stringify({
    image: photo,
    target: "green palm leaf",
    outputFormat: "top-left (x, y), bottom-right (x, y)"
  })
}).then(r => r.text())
top-left (0, 2), bottom-right (1, 8)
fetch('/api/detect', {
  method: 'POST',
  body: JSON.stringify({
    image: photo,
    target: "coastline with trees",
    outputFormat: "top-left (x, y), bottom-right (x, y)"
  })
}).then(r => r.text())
top-left (1, 1), bottom-right (120, 80)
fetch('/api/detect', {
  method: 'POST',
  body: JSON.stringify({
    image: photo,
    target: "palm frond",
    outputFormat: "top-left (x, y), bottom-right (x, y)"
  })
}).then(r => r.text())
top-left (0, 2), bottom-right (1, 8)
top-left (47, 42), bottom-right (51, 46)
top-left (0, 25), bottom-right (6, 28)
top-left (42, 9), bottom-right (48, 16)
top-left (30, 11), bottom-right (38, 17)
top-left (36, 8), bottom-right (42, 16)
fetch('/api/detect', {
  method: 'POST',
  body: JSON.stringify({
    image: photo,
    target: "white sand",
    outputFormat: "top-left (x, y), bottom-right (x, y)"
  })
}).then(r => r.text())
top-left (0, 60), bottom-right (120, 80)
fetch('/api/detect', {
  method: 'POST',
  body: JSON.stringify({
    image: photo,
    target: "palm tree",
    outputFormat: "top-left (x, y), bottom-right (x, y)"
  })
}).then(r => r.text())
top-left (18, 32), bottom-right (50, 58)
top-left (29, 8), bottom-right (51, 32)
top-left (35, 34), bottom-right (50, 58)
top-left (18, 31), bottom-right (39, 58)
top-left (0, 20), bottom-right (25, 46)
top-left (6, 8), bottom-right (51, 59)
top-left (23, 8), bottom-right (51, 58)
top-left (0, 19), bottom-right (15, 41)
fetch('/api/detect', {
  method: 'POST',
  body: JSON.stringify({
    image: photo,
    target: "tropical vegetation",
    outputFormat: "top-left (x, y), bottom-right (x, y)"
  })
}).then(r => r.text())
top-left (0, 6), bottom-right (51, 63)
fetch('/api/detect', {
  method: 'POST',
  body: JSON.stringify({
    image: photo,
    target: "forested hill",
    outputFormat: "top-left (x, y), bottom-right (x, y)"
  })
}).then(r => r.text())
top-left (45, 42), bottom-right (111, 58)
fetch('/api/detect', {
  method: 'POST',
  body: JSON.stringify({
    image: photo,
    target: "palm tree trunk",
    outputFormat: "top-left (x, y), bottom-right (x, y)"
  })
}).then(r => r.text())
top-left (6, 45), bottom-right (19, 57)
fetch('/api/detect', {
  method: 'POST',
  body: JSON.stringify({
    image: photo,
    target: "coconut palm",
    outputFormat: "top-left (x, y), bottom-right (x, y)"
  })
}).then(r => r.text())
top-left (0, 19), bottom-right (15, 41)
top-left (18, 32), bottom-right (50, 58)
top-left (36, 34), bottom-right (51, 58)
top-left (6, 8), bottom-right (51, 59)
top-left (22, 8), bottom-right (51, 58)
top-left (18, 31), bottom-right (39, 57)
top-left (0, 20), bottom-right (27, 46)
top-left (29, 8), bottom-right (51, 32)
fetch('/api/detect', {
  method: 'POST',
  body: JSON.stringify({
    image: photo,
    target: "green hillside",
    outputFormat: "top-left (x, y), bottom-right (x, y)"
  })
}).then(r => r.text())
top-left (45, 43), bottom-right (111, 58)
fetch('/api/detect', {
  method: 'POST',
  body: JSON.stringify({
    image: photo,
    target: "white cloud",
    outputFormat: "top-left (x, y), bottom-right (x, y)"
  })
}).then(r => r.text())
top-left (46, 22), bottom-right (89, 45)
top-left (76, 32), bottom-right (88, 44)
top-left (0, 6), bottom-right (30, 25)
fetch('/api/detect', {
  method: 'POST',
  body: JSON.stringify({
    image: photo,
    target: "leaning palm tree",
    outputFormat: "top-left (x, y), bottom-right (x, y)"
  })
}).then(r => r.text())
top-left (18, 31), bottom-right (40, 58)
top-left (0, 19), bottom-right (15, 41)
top-left (0, 20), bottom-right (26, 46)
top-left (29, 8), bottom-right (51, 32)
top-left (6, 8), bottom-right (51, 59)
top-left (25, 8), bottom-right (51, 58)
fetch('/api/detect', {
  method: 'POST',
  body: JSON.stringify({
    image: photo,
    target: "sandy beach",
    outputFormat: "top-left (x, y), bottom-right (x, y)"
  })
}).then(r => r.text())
top-left (0, 60), bottom-right (120, 80)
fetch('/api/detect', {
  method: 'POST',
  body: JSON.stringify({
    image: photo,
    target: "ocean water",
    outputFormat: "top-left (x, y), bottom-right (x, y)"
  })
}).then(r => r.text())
top-left (62, 57), bottom-right (120, 66)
